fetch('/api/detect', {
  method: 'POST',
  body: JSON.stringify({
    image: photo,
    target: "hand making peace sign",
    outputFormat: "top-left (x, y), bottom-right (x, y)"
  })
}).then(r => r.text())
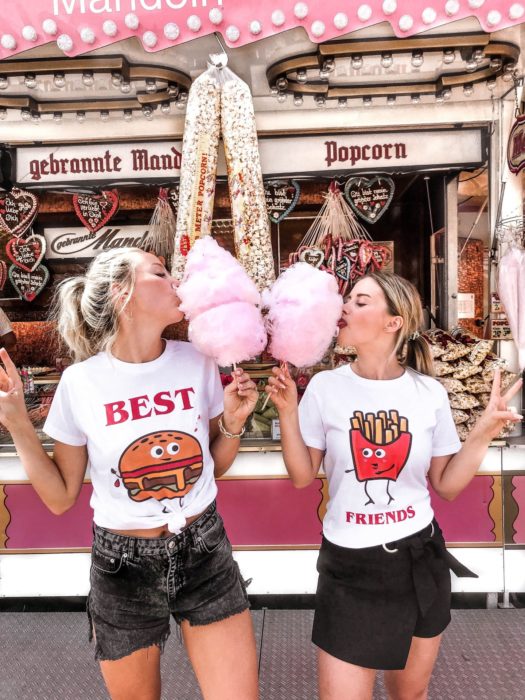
top-left (473, 368), bottom-right (523, 441)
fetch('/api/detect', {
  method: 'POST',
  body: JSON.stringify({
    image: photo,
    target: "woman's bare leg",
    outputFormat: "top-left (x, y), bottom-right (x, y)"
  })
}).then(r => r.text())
top-left (99, 644), bottom-right (162, 700)
top-left (384, 634), bottom-right (442, 700)
top-left (182, 610), bottom-right (259, 700)
top-left (318, 648), bottom-right (376, 700)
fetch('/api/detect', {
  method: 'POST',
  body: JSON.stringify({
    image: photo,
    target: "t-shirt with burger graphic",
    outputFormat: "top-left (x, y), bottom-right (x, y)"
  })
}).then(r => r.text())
top-left (44, 340), bottom-right (224, 533)
top-left (298, 364), bottom-right (461, 549)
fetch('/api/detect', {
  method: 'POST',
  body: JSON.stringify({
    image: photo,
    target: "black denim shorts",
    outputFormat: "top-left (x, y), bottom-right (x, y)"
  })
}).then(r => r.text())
top-left (313, 520), bottom-right (452, 671)
top-left (87, 501), bottom-right (250, 661)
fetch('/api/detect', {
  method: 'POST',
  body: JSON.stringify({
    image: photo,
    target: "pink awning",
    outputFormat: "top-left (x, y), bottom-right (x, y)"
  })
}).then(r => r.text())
top-left (0, 1), bottom-right (522, 59)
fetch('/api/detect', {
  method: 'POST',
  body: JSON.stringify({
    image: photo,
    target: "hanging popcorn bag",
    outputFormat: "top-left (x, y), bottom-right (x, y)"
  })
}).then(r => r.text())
top-left (220, 67), bottom-right (276, 292)
top-left (172, 66), bottom-right (222, 280)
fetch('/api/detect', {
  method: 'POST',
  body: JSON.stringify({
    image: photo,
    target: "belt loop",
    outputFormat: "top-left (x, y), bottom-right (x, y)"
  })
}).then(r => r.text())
top-left (126, 535), bottom-right (134, 561)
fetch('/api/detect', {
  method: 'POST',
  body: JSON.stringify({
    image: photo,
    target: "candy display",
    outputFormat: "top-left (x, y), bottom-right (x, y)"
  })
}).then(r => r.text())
top-left (498, 245), bottom-right (525, 370)
top-left (423, 329), bottom-right (518, 441)
top-left (172, 68), bottom-right (221, 280)
top-left (288, 183), bottom-right (391, 296)
top-left (262, 262), bottom-right (343, 368)
top-left (221, 71), bottom-right (275, 291)
top-left (177, 237), bottom-right (266, 366)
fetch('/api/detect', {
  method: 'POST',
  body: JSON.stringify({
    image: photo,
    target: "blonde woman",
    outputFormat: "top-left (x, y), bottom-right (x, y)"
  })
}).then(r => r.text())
top-left (0, 248), bottom-right (259, 700)
top-left (267, 272), bottom-right (522, 700)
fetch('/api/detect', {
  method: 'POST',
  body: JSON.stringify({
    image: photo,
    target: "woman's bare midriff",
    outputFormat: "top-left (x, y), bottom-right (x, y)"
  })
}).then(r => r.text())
top-left (107, 511), bottom-right (204, 538)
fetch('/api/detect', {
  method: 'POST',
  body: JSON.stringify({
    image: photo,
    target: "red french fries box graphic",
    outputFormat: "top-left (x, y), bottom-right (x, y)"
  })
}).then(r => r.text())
top-left (349, 410), bottom-right (412, 482)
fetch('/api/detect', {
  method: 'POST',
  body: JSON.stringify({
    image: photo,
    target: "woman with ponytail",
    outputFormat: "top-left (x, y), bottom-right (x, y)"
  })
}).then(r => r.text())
top-left (0, 248), bottom-right (259, 700)
top-left (266, 271), bottom-right (522, 700)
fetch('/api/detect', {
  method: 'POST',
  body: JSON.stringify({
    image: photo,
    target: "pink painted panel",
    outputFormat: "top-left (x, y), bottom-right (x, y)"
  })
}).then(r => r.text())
top-left (429, 476), bottom-right (496, 543)
top-left (4, 484), bottom-right (93, 549)
top-left (0, 2), bottom-right (521, 59)
top-left (217, 479), bottom-right (323, 546)
top-left (511, 476), bottom-right (525, 544)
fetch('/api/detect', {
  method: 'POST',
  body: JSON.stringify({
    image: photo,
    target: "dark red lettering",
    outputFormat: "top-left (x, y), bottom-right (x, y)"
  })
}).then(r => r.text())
top-left (356, 513), bottom-right (366, 524)
top-left (175, 387), bottom-right (195, 410)
top-left (129, 395), bottom-right (153, 420)
top-left (153, 391), bottom-right (175, 415)
top-left (346, 511), bottom-right (355, 523)
top-left (105, 401), bottom-right (129, 426)
top-left (407, 506), bottom-right (415, 518)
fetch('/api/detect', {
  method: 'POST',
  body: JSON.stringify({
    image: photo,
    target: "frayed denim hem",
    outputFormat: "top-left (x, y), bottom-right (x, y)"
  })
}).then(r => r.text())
top-left (93, 627), bottom-right (171, 663)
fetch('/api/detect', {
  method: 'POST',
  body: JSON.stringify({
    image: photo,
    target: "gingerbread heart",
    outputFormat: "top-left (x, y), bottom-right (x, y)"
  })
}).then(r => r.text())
top-left (0, 261), bottom-right (6, 291)
top-left (0, 189), bottom-right (39, 237)
top-left (73, 190), bottom-right (119, 233)
top-left (9, 264), bottom-right (50, 302)
top-left (265, 180), bottom-right (301, 224)
top-left (299, 247), bottom-right (324, 268)
top-left (344, 177), bottom-right (395, 224)
top-left (6, 234), bottom-right (45, 273)
top-left (335, 255), bottom-right (351, 281)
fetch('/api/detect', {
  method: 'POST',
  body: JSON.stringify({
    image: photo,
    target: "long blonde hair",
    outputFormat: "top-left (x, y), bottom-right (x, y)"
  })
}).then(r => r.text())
top-left (52, 247), bottom-right (142, 363)
top-left (364, 271), bottom-right (434, 377)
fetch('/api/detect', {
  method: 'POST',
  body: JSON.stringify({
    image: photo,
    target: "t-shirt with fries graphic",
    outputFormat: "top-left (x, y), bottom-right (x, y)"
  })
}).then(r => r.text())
top-left (298, 364), bottom-right (461, 548)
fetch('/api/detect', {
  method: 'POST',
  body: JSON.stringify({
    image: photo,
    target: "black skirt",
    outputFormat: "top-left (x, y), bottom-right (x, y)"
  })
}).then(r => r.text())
top-left (312, 519), bottom-right (476, 671)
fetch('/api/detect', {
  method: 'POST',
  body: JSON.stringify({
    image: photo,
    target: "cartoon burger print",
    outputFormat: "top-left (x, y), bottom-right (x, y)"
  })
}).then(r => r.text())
top-left (118, 430), bottom-right (203, 502)
top-left (348, 410), bottom-right (412, 505)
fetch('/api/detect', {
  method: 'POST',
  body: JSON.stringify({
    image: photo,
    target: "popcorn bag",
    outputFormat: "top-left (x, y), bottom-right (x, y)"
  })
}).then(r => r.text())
top-left (221, 69), bottom-right (275, 292)
top-left (172, 67), bottom-right (222, 280)
top-left (172, 59), bottom-right (275, 293)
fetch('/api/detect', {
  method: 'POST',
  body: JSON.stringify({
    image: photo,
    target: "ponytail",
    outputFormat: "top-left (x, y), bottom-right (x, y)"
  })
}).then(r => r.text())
top-left (51, 247), bottom-right (140, 363)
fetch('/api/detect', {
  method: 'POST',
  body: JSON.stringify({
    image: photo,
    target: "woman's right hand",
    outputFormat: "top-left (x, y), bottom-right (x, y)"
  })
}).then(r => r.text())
top-left (265, 363), bottom-right (299, 416)
top-left (0, 348), bottom-right (28, 429)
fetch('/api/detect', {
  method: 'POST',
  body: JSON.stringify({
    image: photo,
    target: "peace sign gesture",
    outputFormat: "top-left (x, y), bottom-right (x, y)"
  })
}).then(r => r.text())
top-left (474, 368), bottom-right (523, 441)
top-left (0, 348), bottom-right (28, 430)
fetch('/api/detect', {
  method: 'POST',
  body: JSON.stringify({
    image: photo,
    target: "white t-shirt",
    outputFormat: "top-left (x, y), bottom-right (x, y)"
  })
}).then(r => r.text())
top-left (298, 364), bottom-right (461, 548)
top-left (44, 340), bottom-right (224, 533)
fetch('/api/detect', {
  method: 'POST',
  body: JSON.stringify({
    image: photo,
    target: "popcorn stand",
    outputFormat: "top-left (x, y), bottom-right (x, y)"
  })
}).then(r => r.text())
top-left (0, 0), bottom-right (524, 602)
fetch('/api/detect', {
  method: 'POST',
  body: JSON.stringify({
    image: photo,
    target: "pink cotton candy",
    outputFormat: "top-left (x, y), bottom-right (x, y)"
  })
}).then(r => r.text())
top-left (178, 237), bottom-right (261, 319)
top-left (189, 302), bottom-right (267, 366)
top-left (178, 236), bottom-right (267, 365)
top-left (263, 262), bottom-right (343, 367)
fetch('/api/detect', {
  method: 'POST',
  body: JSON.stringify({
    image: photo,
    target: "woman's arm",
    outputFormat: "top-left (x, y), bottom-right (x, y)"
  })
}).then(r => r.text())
top-left (210, 368), bottom-right (258, 478)
top-left (266, 365), bottom-right (324, 488)
top-left (0, 349), bottom-right (88, 515)
top-left (429, 369), bottom-right (522, 501)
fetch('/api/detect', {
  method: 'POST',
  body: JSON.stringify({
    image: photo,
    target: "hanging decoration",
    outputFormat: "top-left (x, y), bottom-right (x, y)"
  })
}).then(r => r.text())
top-left (343, 176), bottom-right (395, 224)
top-left (142, 188), bottom-right (177, 266)
top-left (222, 66), bottom-right (275, 291)
top-left (172, 57), bottom-right (275, 292)
top-left (72, 190), bottom-right (119, 233)
top-left (289, 183), bottom-right (391, 296)
top-left (0, 188), bottom-right (38, 237)
top-left (6, 234), bottom-right (46, 273)
top-left (172, 66), bottom-right (222, 279)
top-left (264, 179), bottom-right (301, 224)
top-left (8, 264), bottom-right (50, 302)
top-left (498, 245), bottom-right (525, 370)
top-left (167, 186), bottom-right (180, 217)
top-left (0, 261), bottom-right (7, 291)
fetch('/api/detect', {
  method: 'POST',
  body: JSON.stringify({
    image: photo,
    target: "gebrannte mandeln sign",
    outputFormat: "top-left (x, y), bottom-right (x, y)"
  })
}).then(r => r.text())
top-left (0, 1), bottom-right (522, 59)
top-left (44, 225), bottom-right (150, 258)
top-left (17, 129), bottom-right (485, 184)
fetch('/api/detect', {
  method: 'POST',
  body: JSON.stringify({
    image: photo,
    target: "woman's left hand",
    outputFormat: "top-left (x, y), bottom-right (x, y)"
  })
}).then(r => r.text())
top-left (223, 368), bottom-right (258, 430)
top-left (472, 368), bottom-right (523, 441)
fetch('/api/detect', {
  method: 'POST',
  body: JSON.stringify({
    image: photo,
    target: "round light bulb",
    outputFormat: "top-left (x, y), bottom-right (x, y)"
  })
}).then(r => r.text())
top-left (42, 19), bottom-right (58, 36)
top-left (411, 51), bottom-right (424, 68)
top-left (294, 3), bottom-right (309, 19)
top-left (164, 23), bottom-right (180, 40)
top-left (22, 26), bottom-right (38, 42)
top-left (103, 20), bottom-right (118, 37)
top-left (333, 12), bottom-right (348, 29)
top-left (294, 94), bottom-right (304, 106)
top-left (296, 69), bottom-right (308, 84)
top-left (351, 55), bottom-right (363, 70)
top-left (250, 20), bottom-right (262, 35)
top-left (381, 53), bottom-right (393, 69)
top-left (422, 7), bottom-right (437, 24)
top-left (100, 110), bottom-right (110, 122)
top-left (82, 72), bottom-right (94, 87)
top-left (54, 72), bottom-right (66, 88)
top-left (311, 20), bottom-right (325, 38)
top-left (209, 8), bottom-right (223, 25)
top-left (0, 76), bottom-right (8, 89)
top-left (125, 13), bottom-right (139, 30)
top-left (271, 10), bottom-right (286, 26)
